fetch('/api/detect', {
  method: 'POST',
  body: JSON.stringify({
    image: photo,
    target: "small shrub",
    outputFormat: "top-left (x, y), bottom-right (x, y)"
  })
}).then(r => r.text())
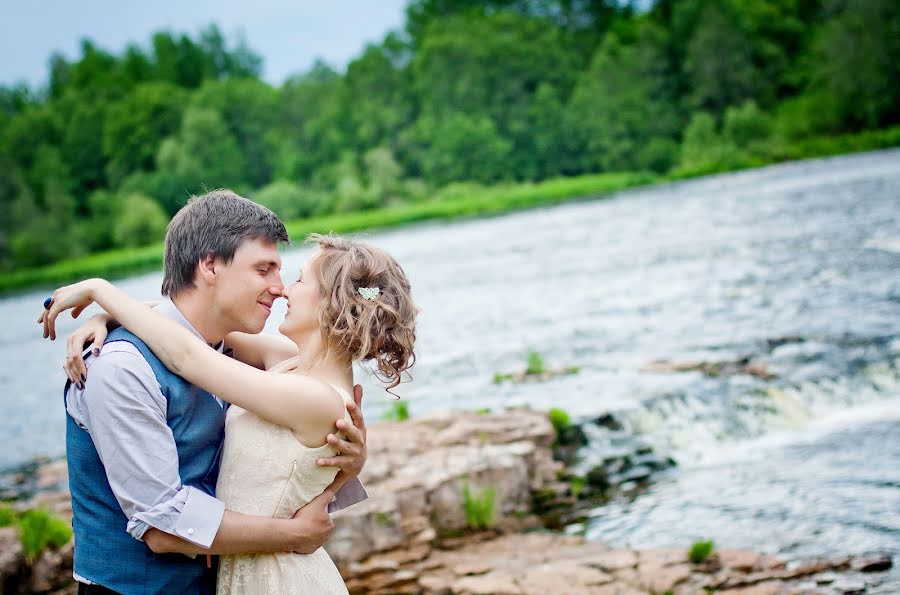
top-left (525, 351), bottom-right (545, 376)
top-left (381, 401), bottom-right (410, 422)
top-left (548, 407), bottom-right (571, 437)
top-left (463, 481), bottom-right (496, 530)
top-left (688, 539), bottom-right (715, 563)
top-left (0, 505), bottom-right (16, 527)
top-left (112, 193), bottom-right (169, 248)
top-left (18, 509), bottom-right (72, 561)
top-left (723, 101), bottom-right (772, 147)
top-left (570, 477), bottom-right (585, 498)
top-left (254, 179), bottom-right (331, 220)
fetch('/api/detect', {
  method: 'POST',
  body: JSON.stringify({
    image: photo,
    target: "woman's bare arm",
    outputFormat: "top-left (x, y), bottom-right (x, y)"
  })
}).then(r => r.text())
top-left (224, 331), bottom-right (299, 370)
top-left (43, 279), bottom-right (344, 445)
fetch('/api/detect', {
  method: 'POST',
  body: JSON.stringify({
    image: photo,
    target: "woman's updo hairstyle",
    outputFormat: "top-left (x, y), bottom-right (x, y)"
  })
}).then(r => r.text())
top-left (307, 233), bottom-right (417, 392)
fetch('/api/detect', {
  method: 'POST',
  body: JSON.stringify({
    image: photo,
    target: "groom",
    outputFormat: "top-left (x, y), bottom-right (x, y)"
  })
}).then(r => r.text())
top-left (57, 189), bottom-right (368, 594)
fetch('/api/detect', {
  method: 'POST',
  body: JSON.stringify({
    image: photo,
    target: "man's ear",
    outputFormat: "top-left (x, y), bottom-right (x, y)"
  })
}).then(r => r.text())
top-left (197, 251), bottom-right (218, 286)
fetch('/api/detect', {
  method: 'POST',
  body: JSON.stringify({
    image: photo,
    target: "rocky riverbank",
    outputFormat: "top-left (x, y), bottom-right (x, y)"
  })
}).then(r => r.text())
top-left (0, 409), bottom-right (893, 594)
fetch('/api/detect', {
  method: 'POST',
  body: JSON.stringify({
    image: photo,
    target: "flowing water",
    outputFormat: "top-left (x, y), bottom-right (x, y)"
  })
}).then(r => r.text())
top-left (2, 149), bottom-right (899, 585)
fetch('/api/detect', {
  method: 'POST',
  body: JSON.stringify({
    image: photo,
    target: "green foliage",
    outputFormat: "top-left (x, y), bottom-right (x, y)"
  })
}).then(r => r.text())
top-left (525, 351), bottom-right (545, 376)
top-left (0, 506), bottom-right (16, 527)
top-left (548, 407), bottom-right (571, 437)
top-left (688, 539), bottom-right (715, 564)
top-left (254, 180), bottom-right (329, 220)
top-left (723, 101), bottom-right (772, 147)
top-left (462, 481), bottom-right (496, 530)
top-left (414, 112), bottom-right (512, 185)
top-left (18, 509), bottom-right (72, 562)
top-left (381, 401), bottom-right (410, 422)
top-left (112, 193), bottom-right (169, 248)
top-left (570, 477), bottom-right (585, 499)
top-left (3, 3), bottom-right (900, 282)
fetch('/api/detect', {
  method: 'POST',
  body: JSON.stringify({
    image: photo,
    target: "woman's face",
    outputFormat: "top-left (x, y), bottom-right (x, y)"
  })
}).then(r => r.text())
top-left (278, 250), bottom-right (323, 339)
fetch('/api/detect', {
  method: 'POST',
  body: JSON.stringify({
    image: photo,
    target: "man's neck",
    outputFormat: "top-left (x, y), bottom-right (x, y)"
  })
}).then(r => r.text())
top-left (170, 292), bottom-right (226, 346)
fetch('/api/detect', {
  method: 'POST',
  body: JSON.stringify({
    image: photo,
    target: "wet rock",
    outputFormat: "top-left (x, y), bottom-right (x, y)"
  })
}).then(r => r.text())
top-left (0, 527), bottom-right (24, 588)
top-left (851, 554), bottom-right (892, 573)
top-left (643, 357), bottom-right (776, 380)
top-left (2, 410), bottom-right (894, 595)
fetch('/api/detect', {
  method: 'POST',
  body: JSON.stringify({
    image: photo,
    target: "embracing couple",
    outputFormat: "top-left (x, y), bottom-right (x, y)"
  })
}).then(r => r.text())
top-left (38, 189), bottom-right (418, 594)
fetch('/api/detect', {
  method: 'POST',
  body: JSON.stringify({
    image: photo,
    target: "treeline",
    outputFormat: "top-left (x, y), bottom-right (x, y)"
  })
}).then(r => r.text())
top-left (1, 0), bottom-right (898, 271)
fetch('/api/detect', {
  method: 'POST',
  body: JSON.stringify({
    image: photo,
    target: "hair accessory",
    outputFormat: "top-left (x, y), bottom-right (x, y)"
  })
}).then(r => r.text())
top-left (358, 287), bottom-right (380, 301)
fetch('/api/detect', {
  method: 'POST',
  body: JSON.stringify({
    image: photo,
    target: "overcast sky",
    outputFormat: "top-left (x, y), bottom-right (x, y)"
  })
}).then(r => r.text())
top-left (1, 0), bottom-right (409, 88)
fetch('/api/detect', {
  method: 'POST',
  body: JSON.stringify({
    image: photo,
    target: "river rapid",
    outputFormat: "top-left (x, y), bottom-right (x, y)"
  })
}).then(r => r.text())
top-left (1, 149), bottom-right (899, 585)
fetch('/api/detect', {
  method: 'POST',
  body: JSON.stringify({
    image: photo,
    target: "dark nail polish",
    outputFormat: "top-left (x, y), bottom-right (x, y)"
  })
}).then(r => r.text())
top-left (93, 348), bottom-right (100, 357)
top-left (81, 374), bottom-right (86, 382)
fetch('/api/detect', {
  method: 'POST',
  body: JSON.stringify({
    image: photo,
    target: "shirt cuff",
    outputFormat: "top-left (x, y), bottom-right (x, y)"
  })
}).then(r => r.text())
top-left (127, 486), bottom-right (225, 549)
top-left (328, 477), bottom-right (368, 513)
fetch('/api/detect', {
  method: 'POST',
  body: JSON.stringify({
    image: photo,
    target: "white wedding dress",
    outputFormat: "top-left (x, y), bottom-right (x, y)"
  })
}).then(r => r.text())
top-left (215, 385), bottom-right (351, 595)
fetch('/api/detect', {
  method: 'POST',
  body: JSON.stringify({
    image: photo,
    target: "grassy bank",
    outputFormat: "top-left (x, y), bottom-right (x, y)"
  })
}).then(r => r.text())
top-left (0, 171), bottom-right (657, 294)
top-left (3, 128), bottom-right (899, 295)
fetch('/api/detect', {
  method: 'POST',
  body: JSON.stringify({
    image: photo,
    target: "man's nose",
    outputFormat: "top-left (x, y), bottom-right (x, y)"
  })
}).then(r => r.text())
top-left (270, 278), bottom-right (285, 296)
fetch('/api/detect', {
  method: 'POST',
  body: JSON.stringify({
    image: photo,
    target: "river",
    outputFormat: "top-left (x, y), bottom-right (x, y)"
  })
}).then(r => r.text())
top-left (1, 149), bottom-right (898, 586)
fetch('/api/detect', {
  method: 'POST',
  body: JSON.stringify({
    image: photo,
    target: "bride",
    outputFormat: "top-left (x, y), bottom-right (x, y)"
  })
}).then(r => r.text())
top-left (40, 234), bottom-right (417, 594)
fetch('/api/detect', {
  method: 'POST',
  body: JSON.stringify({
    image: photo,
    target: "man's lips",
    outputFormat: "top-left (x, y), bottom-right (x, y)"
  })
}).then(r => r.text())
top-left (258, 302), bottom-right (272, 313)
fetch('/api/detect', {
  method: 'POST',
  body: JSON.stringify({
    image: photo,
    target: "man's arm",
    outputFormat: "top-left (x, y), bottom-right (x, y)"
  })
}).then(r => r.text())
top-left (144, 490), bottom-right (335, 555)
top-left (78, 345), bottom-right (334, 555)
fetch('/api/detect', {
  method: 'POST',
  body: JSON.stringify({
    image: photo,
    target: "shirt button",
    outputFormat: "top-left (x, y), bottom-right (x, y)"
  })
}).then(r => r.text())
top-left (187, 528), bottom-right (195, 535)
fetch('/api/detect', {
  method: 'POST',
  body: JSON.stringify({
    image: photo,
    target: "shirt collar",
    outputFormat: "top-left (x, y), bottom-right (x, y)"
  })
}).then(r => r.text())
top-left (157, 298), bottom-right (225, 352)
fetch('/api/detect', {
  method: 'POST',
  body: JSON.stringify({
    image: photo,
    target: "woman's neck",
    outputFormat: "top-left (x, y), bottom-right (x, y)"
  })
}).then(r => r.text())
top-left (291, 334), bottom-right (353, 390)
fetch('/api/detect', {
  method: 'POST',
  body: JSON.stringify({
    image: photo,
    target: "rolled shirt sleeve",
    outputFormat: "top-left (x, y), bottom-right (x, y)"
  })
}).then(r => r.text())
top-left (69, 342), bottom-right (225, 549)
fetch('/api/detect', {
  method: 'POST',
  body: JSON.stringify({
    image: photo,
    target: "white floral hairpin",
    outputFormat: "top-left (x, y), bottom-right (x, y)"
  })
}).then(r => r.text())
top-left (358, 287), bottom-right (380, 300)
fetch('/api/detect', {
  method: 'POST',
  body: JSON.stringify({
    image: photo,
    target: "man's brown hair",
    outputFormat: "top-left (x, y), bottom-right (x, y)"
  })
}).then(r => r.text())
top-left (161, 189), bottom-right (289, 297)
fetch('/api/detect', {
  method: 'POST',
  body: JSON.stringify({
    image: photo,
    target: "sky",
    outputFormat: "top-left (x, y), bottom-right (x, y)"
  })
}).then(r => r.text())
top-left (1, 0), bottom-right (409, 88)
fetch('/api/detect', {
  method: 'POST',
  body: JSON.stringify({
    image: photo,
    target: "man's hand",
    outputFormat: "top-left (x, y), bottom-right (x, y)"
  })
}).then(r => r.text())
top-left (316, 384), bottom-right (367, 479)
top-left (288, 487), bottom-right (336, 554)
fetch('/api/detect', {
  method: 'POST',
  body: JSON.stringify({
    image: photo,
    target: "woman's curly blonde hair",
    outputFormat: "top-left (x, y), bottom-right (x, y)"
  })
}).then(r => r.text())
top-left (307, 233), bottom-right (417, 393)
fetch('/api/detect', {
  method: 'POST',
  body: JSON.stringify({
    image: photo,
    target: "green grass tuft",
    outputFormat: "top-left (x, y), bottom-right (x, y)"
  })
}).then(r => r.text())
top-left (548, 407), bottom-right (571, 438)
top-left (0, 505), bottom-right (16, 527)
top-left (381, 400), bottom-right (410, 422)
top-left (688, 539), bottom-right (715, 564)
top-left (525, 351), bottom-right (546, 376)
top-left (463, 481), bottom-right (497, 530)
top-left (18, 509), bottom-right (72, 562)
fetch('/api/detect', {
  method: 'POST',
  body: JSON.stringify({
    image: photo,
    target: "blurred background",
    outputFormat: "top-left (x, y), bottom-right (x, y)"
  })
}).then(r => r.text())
top-left (0, 0), bottom-right (898, 592)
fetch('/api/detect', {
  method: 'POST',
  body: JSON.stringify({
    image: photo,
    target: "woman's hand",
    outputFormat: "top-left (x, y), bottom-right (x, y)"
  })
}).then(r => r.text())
top-left (37, 279), bottom-right (104, 340)
top-left (60, 313), bottom-right (110, 387)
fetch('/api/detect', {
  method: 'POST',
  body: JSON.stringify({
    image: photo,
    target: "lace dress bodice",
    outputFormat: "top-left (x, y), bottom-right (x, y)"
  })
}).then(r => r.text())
top-left (215, 384), bottom-right (351, 595)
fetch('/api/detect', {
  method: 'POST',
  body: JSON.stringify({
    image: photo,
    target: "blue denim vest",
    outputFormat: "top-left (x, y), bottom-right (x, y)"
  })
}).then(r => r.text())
top-left (66, 327), bottom-right (225, 594)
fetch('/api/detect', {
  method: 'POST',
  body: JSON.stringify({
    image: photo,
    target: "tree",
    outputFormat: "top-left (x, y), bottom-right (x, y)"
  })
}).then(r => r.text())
top-left (189, 78), bottom-right (279, 187)
top-left (682, 0), bottom-right (757, 114)
top-left (102, 82), bottom-right (186, 185)
top-left (414, 112), bottom-right (511, 185)
top-left (567, 28), bottom-right (682, 172)
top-left (112, 193), bottom-right (170, 247)
top-left (156, 107), bottom-right (247, 195)
top-left (254, 179), bottom-right (330, 220)
top-left (412, 11), bottom-right (580, 179)
top-left (813, 0), bottom-right (900, 128)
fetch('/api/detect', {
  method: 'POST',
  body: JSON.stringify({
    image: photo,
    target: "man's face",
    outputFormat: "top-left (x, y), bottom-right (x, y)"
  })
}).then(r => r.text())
top-left (212, 238), bottom-right (284, 335)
